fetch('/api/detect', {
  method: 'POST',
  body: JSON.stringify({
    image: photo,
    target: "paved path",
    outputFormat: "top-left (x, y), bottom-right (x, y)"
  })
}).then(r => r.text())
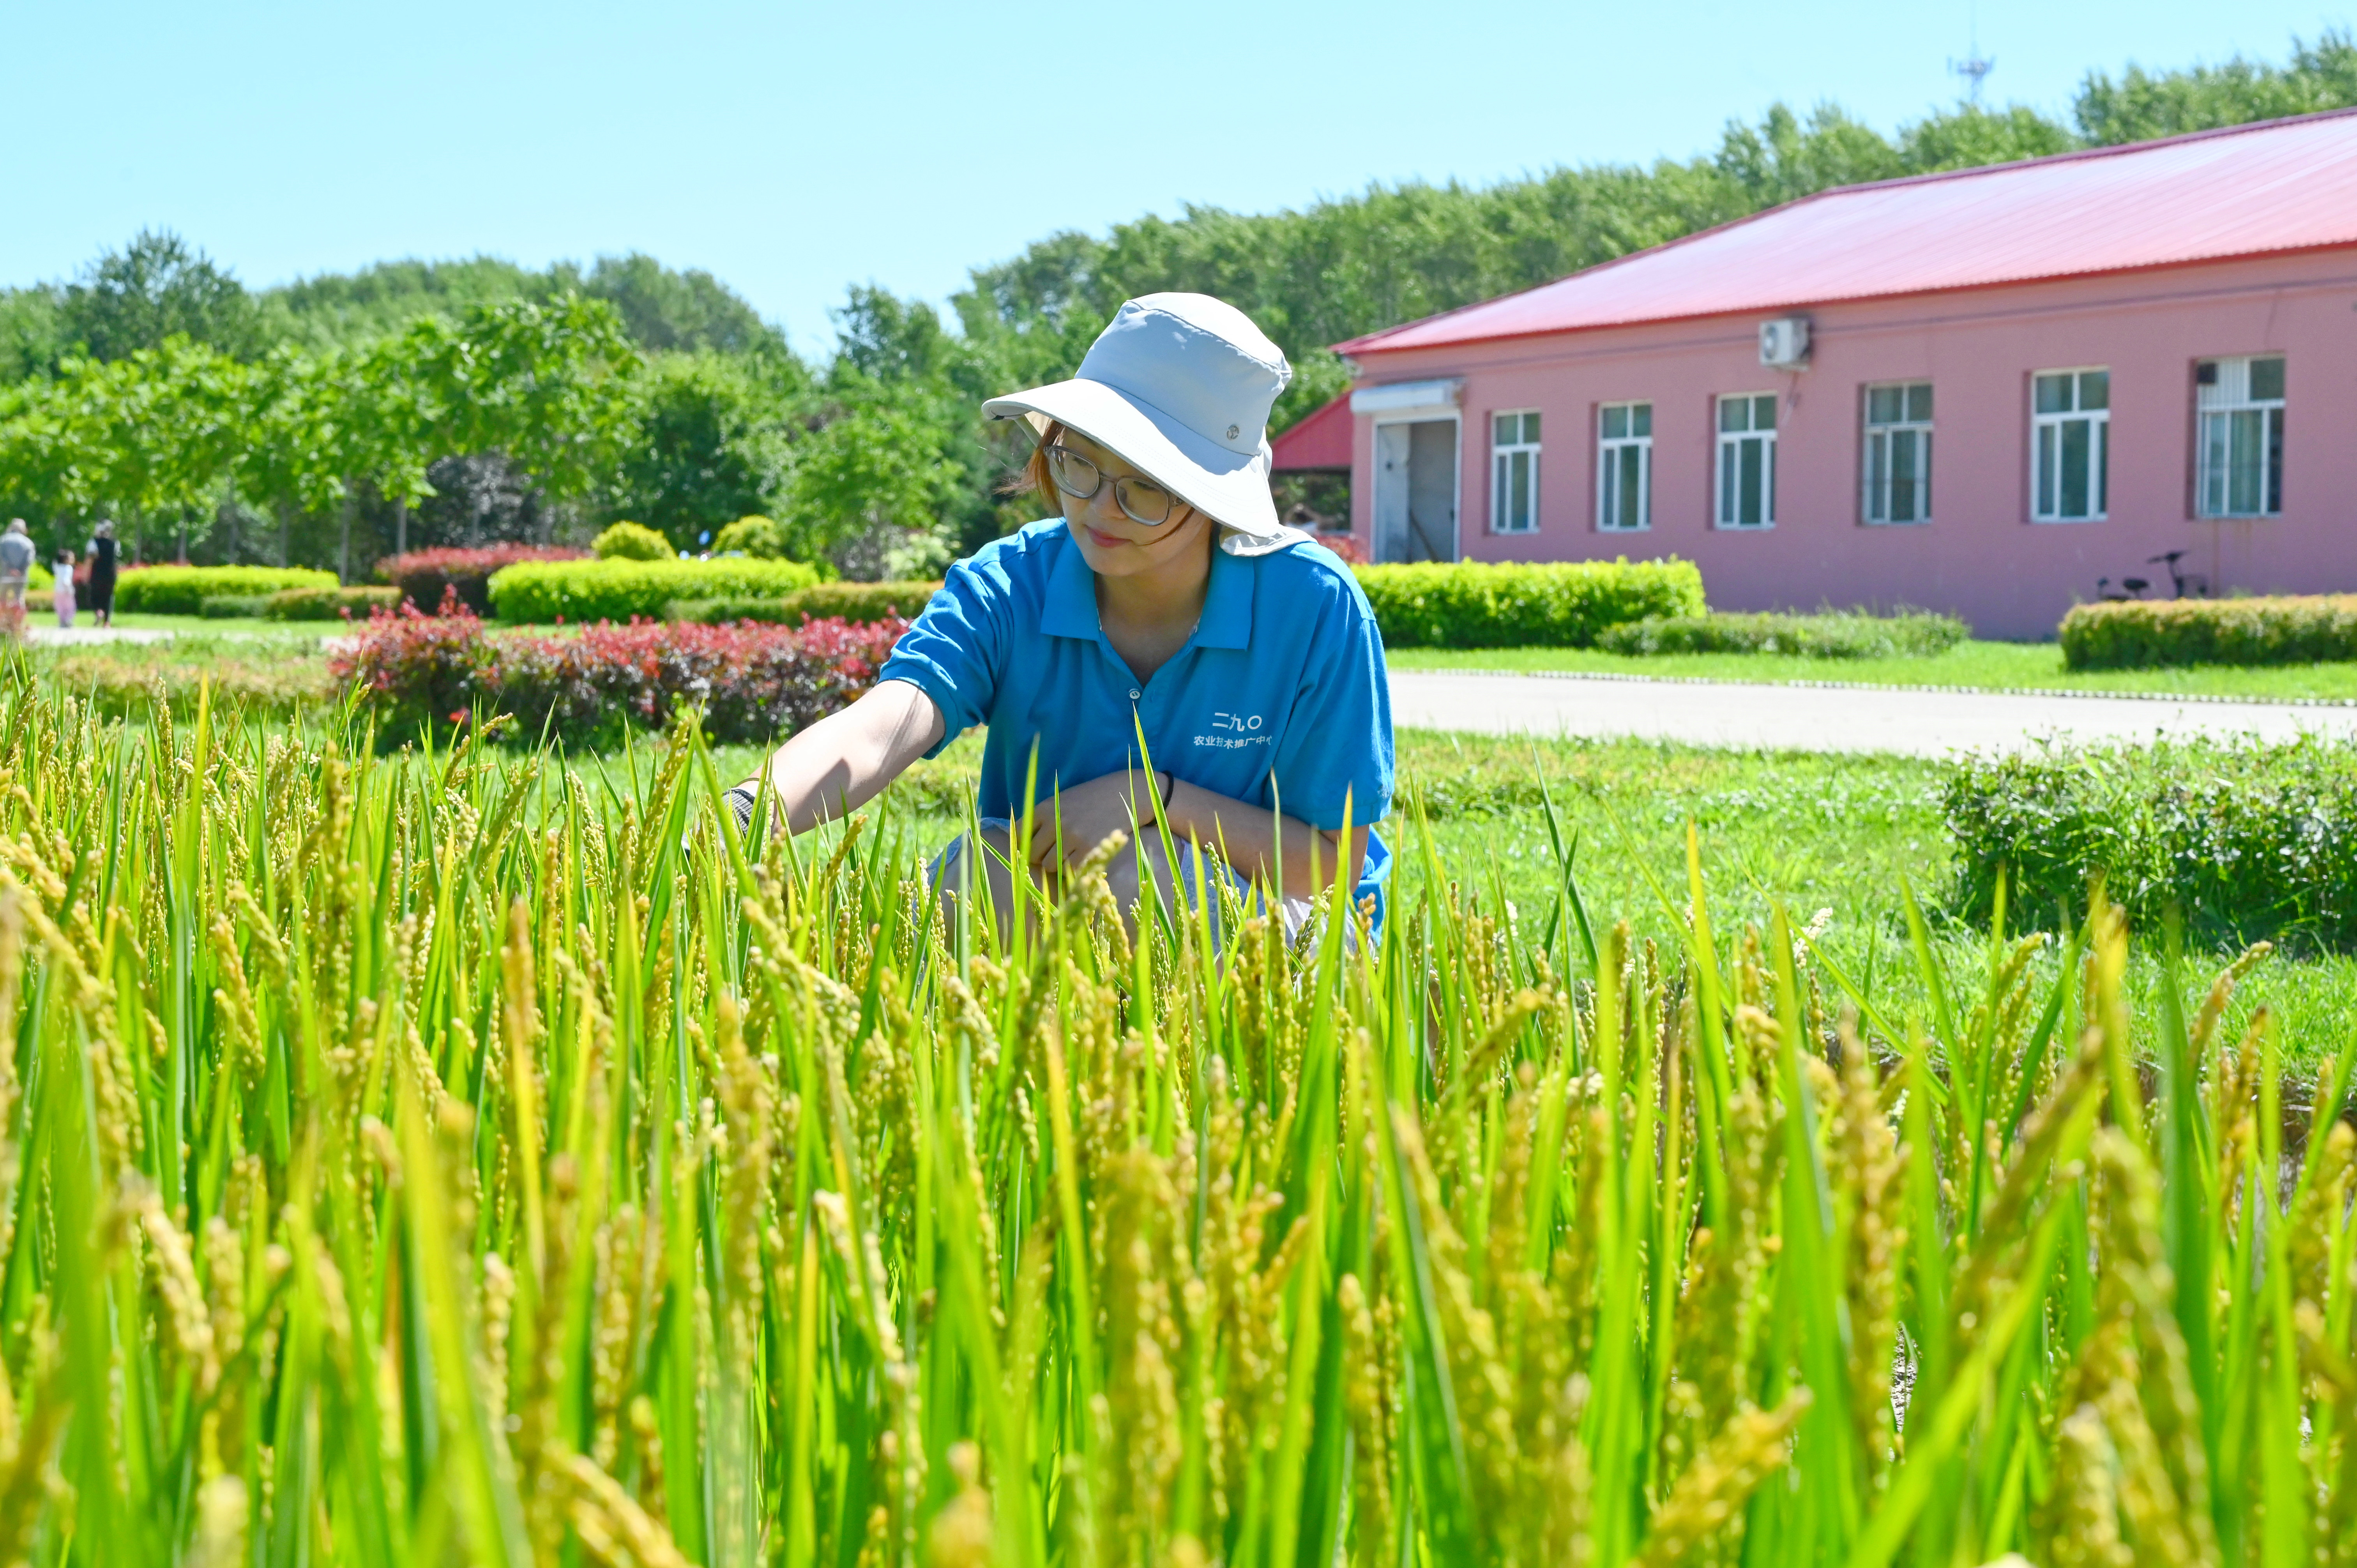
top-left (23, 626), bottom-right (172, 646)
top-left (1387, 670), bottom-right (2357, 756)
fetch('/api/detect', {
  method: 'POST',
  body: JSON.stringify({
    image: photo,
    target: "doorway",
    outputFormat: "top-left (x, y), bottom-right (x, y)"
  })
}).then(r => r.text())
top-left (1373, 418), bottom-right (1459, 563)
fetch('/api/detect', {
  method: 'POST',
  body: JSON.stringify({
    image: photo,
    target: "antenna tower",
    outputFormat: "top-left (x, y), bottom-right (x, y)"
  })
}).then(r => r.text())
top-left (1949, 9), bottom-right (1994, 104)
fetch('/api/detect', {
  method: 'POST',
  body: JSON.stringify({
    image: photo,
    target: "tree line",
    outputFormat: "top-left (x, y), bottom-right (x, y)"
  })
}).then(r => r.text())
top-left (2, 32), bottom-right (2348, 579)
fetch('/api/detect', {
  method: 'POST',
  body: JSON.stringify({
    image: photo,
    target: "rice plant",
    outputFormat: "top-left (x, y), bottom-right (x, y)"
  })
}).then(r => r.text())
top-left (0, 674), bottom-right (2343, 1566)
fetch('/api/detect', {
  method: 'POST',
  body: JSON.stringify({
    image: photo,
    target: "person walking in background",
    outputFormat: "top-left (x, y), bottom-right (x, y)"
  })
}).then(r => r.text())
top-left (86, 521), bottom-right (116, 627)
top-left (0, 521), bottom-right (33, 620)
top-left (51, 548), bottom-right (74, 629)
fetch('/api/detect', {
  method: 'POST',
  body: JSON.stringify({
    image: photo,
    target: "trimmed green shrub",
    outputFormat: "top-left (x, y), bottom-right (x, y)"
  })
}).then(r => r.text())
top-left (665, 580), bottom-right (940, 627)
top-left (712, 515), bottom-right (787, 558)
top-left (1600, 607), bottom-right (1967, 659)
top-left (2059, 595), bottom-right (2357, 669)
top-left (114, 566), bottom-right (339, 616)
top-left (198, 596), bottom-right (272, 620)
top-left (1353, 558), bottom-right (1704, 648)
top-left (379, 544), bottom-right (589, 616)
top-left (488, 557), bottom-right (821, 625)
top-left (265, 585), bottom-right (402, 621)
top-left (1943, 735), bottom-right (2357, 949)
top-left (594, 521), bottom-right (674, 561)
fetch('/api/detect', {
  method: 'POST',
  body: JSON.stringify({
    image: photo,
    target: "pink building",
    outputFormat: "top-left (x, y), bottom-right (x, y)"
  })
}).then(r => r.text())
top-left (1331, 110), bottom-right (2357, 639)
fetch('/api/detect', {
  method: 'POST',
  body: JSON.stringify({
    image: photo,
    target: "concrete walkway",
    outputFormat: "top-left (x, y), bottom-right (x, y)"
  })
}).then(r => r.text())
top-left (1388, 670), bottom-right (2357, 756)
top-left (23, 626), bottom-right (173, 646)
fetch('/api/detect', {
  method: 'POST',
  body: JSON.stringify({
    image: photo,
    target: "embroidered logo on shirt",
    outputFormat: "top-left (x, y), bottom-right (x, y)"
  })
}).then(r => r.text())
top-left (1195, 712), bottom-right (1271, 749)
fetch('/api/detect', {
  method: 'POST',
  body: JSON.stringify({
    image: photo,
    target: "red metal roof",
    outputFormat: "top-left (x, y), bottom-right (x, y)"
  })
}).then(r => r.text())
top-left (1338, 109), bottom-right (2357, 357)
top-left (1269, 392), bottom-right (1353, 470)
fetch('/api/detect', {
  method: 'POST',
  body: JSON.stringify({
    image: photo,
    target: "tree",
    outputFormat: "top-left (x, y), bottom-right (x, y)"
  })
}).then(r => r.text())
top-left (436, 295), bottom-right (641, 532)
top-left (61, 230), bottom-right (258, 362)
top-left (2076, 29), bottom-right (2357, 145)
top-left (606, 352), bottom-right (799, 550)
top-left (569, 253), bottom-right (784, 355)
top-left (784, 382), bottom-right (962, 579)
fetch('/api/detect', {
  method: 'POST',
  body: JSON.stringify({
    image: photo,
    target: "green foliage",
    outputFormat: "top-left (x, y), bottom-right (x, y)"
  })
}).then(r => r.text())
top-left (607, 355), bottom-right (798, 549)
top-left (59, 229), bottom-right (258, 362)
top-left (784, 379), bottom-right (963, 578)
top-left (112, 565), bottom-right (337, 614)
top-left (487, 555), bottom-right (819, 623)
top-left (1600, 607), bottom-right (1968, 659)
top-left (664, 579), bottom-right (940, 626)
top-left (592, 520), bottom-right (673, 560)
top-left (2076, 28), bottom-right (2357, 144)
top-left (711, 514), bottom-right (786, 557)
top-left (1355, 558), bottom-right (1705, 648)
top-left (196, 595), bottom-right (270, 620)
top-left (264, 584), bottom-right (401, 620)
top-left (1944, 735), bottom-right (2357, 947)
top-left (2060, 595), bottom-right (2357, 669)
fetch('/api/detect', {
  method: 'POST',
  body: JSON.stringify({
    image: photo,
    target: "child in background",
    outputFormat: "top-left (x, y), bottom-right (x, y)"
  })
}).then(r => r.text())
top-left (52, 549), bottom-right (74, 629)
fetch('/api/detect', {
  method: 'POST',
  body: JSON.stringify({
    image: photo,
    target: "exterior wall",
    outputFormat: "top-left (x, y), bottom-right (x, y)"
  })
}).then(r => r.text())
top-left (1344, 251), bottom-right (2357, 639)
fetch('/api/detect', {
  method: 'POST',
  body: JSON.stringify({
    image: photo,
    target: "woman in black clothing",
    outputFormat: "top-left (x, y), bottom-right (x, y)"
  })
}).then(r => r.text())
top-left (86, 520), bottom-right (116, 627)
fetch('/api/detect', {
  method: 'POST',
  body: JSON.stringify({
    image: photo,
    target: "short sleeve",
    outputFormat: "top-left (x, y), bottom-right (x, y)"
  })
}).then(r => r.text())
top-left (1268, 570), bottom-right (1393, 832)
top-left (875, 558), bottom-right (1010, 759)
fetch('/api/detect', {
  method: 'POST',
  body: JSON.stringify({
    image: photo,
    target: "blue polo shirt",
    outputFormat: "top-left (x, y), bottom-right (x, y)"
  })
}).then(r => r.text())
top-left (878, 518), bottom-right (1393, 914)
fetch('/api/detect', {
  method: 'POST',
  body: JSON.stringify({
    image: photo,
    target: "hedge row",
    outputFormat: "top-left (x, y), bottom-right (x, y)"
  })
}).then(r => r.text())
top-left (1943, 735), bottom-right (2357, 949)
top-left (1352, 559), bottom-right (1704, 648)
top-left (267, 586), bottom-right (402, 621)
top-left (488, 558), bottom-right (821, 625)
top-left (379, 544), bottom-right (588, 617)
top-left (1600, 608), bottom-right (1967, 660)
top-left (115, 567), bottom-right (338, 616)
top-left (332, 601), bottom-right (904, 747)
top-left (665, 581), bottom-right (942, 627)
top-left (2060, 595), bottom-right (2357, 669)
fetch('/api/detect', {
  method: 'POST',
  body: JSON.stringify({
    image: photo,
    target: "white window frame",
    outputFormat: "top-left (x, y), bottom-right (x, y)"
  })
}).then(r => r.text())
top-left (1596, 401), bottom-right (1652, 531)
top-left (1715, 392), bottom-right (1777, 530)
top-left (1489, 409), bottom-right (1541, 534)
top-left (2030, 367), bottom-right (2110, 523)
top-left (2195, 355), bottom-right (2285, 518)
top-left (1861, 381), bottom-right (1933, 525)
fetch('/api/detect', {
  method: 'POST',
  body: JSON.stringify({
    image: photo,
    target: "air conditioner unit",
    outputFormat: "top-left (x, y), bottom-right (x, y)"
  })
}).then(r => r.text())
top-left (1759, 317), bottom-right (1812, 369)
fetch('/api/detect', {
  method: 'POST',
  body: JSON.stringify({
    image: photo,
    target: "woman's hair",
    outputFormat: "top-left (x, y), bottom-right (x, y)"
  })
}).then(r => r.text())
top-left (1005, 420), bottom-right (1065, 506)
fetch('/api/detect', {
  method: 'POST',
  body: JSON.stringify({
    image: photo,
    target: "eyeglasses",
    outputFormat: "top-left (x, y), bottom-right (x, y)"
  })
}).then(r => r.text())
top-left (1044, 443), bottom-right (1183, 527)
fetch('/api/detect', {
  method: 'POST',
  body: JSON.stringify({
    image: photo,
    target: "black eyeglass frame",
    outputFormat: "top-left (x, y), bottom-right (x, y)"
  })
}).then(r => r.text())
top-left (1041, 442), bottom-right (1190, 528)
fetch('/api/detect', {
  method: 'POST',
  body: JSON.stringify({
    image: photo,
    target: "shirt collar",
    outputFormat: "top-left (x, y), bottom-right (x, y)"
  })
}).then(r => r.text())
top-left (1036, 520), bottom-right (1256, 650)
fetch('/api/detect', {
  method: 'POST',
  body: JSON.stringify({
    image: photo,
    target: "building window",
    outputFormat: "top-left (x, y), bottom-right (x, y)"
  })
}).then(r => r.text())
top-left (2032, 369), bottom-right (2109, 522)
top-left (1597, 402), bottom-right (1650, 531)
top-left (1491, 410), bottom-right (1540, 533)
top-left (2196, 355), bottom-right (2284, 517)
top-left (1862, 381), bottom-right (1932, 524)
top-left (1716, 393), bottom-right (1776, 529)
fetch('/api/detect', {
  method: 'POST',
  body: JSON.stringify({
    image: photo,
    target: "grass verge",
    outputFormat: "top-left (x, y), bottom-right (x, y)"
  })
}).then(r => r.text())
top-left (1387, 638), bottom-right (2357, 699)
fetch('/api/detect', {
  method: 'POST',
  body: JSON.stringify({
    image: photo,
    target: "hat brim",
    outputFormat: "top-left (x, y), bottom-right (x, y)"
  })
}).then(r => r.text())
top-left (983, 379), bottom-right (1285, 540)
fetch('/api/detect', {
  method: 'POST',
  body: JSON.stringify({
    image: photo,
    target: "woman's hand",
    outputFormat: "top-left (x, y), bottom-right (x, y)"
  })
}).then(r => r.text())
top-left (1028, 766), bottom-right (1166, 876)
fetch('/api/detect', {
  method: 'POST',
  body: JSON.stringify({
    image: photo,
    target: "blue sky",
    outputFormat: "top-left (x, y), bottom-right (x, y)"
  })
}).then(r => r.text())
top-left (4, 0), bottom-right (2349, 352)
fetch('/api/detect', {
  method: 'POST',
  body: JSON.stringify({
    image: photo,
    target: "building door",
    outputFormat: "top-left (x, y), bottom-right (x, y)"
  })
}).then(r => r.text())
top-left (1373, 418), bottom-right (1459, 563)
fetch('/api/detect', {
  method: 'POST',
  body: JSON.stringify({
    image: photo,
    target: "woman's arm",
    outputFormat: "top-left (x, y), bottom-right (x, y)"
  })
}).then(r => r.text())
top-left (737, 679), bottom-right (944, 835)
top-left (1038, 766), bottom-right (1371, 901)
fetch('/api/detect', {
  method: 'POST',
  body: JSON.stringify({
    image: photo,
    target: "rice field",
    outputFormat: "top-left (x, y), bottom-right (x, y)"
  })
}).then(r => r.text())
top-left (0, 677), bottom-right (2346, 1566)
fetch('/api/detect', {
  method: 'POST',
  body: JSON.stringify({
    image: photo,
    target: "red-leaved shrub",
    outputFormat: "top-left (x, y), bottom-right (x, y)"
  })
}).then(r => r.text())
top-left (378, 544), bottom-right (590, 616)
top-left (333, 592), bottom-right (906, 747)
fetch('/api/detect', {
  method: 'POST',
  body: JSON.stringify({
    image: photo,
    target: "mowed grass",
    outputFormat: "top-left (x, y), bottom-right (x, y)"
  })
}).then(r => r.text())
top-left (1388, 638), bottom-right (2357, 699)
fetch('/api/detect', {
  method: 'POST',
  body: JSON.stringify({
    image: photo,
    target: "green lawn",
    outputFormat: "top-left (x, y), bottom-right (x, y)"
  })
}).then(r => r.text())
top-left (1387, 639), bottom-right (2357, 699)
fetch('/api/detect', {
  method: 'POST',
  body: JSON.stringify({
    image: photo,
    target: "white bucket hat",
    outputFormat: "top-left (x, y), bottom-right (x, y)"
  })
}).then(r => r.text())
top-left (983, 293), bottom-right (1302, 554)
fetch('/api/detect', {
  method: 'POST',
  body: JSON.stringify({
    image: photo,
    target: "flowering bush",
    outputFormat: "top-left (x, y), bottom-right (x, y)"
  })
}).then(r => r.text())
top-left (332, 593), bottom-right (905, 747)
top-left (377, 544), bottom-right (590, 616)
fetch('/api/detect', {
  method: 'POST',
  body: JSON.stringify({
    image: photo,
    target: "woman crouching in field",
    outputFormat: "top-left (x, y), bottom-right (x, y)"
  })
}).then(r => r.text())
top-left (724, 292), bottom-right (1393, 937)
